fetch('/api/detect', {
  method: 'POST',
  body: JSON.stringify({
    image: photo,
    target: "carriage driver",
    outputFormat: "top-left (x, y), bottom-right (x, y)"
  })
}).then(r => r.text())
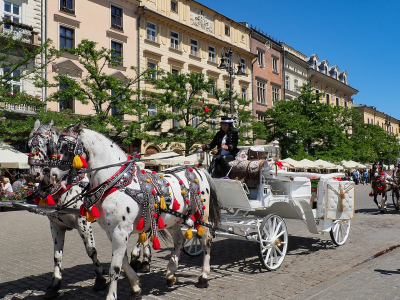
top-left (201, 116), bottom-right (239, 177)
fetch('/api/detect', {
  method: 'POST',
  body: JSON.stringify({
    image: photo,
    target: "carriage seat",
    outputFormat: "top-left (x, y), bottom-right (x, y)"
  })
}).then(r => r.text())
top-left (228, 160), bottom-right (269, 189)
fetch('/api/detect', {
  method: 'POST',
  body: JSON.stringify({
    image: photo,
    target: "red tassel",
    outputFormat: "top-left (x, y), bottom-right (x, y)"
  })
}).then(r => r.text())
top-left (91, 204), bottom-right (100, 218)
top-left (378, 187), bottom-right (383, 191)
top-left (153, 236), bottom-right (161, 250)
top-left (190, 214), bottom-right (195, 222)
top-left (369, 193), bottom-right (374, 197)
top-left (79, 204), bottom-right (87, 216)
top-left (34, 197), bottom-right (40, 205)
top-left (80, 156), bottom-right (88, 168)
top-left (46, 194), bottom-right (55, 206)
top-left (194, 210), bottom-right (201, 220)
top-left (136, 218), bottom-right (144, 231)
top-left (158, 217), bottom-right (165, 229)
top-left (172, 199), bottom-right (180, 211)
top-left (195, 223), bottom-right (201, 230)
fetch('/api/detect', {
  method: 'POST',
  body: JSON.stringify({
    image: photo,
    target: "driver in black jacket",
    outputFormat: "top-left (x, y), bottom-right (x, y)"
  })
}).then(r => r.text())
top-left (201, 116), bottom-right (239, 177)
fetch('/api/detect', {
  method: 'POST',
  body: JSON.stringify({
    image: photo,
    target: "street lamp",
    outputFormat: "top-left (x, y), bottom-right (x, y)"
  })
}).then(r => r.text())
top-left (385, 115), bottom-right (391, 170)
top-left (218, 46), bottom-right (246, 116)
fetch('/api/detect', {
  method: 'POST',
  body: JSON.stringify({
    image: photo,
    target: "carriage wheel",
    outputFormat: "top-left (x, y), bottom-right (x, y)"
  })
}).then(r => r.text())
top-left (330, 220), bottom-right (351, 246)
top-left (392, 190), bottom-right (400, 210)
top-left (257, 214), bottom-right (288, 271)
top-left (182, 233), bottom-right (203, 256)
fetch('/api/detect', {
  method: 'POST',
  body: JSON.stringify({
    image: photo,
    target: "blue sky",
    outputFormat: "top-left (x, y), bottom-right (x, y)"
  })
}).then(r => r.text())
top-left (198, 0), bottom-right (400, 120)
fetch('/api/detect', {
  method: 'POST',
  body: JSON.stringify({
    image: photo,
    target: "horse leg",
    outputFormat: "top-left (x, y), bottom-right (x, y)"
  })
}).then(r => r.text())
top-left (166, 223), bottom-right (184, 287)
top-left (107, 225), bottom-right (140, 300)
top-left (139, 241), bottom-right (151, 273)
top-left (130, 240), bottom-right (142, 272)
top-left (44, 222), bottom-right (65, 299)
top-left (380, 191), bottom-right (387, 213)
top-left (122, 252), bottom-right (142, 300)
top-left (196, 227), bottom-right (211, 288)
top-left (76, 216), bottom-right (106, 291)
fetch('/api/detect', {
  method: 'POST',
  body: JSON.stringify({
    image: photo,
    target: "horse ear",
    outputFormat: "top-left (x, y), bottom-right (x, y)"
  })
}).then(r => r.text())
top-left (33, 119), bottom-right (41, 132)
top-left (72, 121), bottom-right (84, 133)
top-left (49, 119), bottom-right (54, 127)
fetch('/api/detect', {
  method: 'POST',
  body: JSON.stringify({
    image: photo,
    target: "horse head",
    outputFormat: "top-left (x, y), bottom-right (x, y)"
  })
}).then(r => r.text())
top-left (28, 120), bottom-right (59, 183)
top-left (372, 160), bottom-right (384, 178)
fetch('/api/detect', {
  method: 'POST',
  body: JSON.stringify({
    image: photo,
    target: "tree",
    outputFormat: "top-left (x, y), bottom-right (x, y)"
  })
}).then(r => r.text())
top-left (39, 39), bottom-right (149, 144)
top-left (263, 83), bottom-right (356, 162)
top-left (143, 71), bottom-right (253, 152)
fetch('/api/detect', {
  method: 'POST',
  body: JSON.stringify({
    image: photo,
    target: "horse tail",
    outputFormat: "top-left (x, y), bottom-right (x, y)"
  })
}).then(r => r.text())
top-left (157, 229), bottom-right (172, 246)
top-left (203, 169), bottom-right (221, 228)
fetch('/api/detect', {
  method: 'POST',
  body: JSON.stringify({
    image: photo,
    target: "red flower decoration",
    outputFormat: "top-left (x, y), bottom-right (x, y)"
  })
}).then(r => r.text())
top-left (204, 106), bottom-right (209, 113)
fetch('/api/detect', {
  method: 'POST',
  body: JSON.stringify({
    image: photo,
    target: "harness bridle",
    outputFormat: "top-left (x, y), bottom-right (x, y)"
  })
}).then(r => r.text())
top-left (52, 130), bottom-right (87, 171)
top-left (29, 125), bottom-right (57, 168)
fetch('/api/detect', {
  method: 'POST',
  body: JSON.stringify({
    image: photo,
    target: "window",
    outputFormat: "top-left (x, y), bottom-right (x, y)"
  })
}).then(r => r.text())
top-left (272, 86), bottom-right (280, 105)
top-left (336, 97), bottom-right (339, 106)
top-left (326, 94), bottom-right (330, 105)
top-left (192, 116), bottom-right (199, 128)
top-left (171, 1), bottom-right (177, 12)
top-left (171, 68), bottom-right (180, 75)
top-left (242, 87), bottom-right (247, 101)
top-left (209, 82), bottom-right (216, 95)
top-left (242, 122), bottom-right (248, 137)
top-left (111, 6), bottom-right (123, 31)
top-left (148, 104), bottom-right (157, 116)
top-left (60, 0), bottom-right (74, 14)
top-left (272, 57), bottom-right (278, 73)
top-left (316, 90), bottom-right (320, 102)
top-left (257, 81), bottom-right (266, 104)
top-left (3, 1), bottom-right (19, 29)
top-left (344, 101), bottom-right (347, 107)
top-left (240, 58), bottom-right (246, 74)
top-left (172, 106), bottom-right (180, 128)
top-left (257, 50), bottom-right (264, 67)
top-left (147, 22), bottom-right (157, 42)
top-left (208, 46), bottom-right (216, 63)
top-left (285, 75), bottom-right (290, 90)
top-left (225, 25), bottom-right (230, 36)
top-left (210, 115), bottom-right (217, 133)
top-left (59, 26), bottom-right (74, 49)
top-left (191, 39), bottom-right (198, 56)
top-left (147, 61), bottom-right (157, 79)
top-left (170, 31), bottom-right (179, 50)
top-left (110, 90), bottom-right (122, 117)
top-left (257, 114), bottom-right (265, 122)
top-left (225, 81), bottom-right (230, 90)
top-left (111, 41), bottom-right (123, 64)
top-left (3, 68), bottom-right (21, 93)
top-left (59, 85), bottom-right (74, 112)
top-left (294, 79), bottom-right (298, 90)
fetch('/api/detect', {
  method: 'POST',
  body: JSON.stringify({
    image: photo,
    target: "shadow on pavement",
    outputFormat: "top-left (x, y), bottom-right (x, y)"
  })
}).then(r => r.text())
top-left (374, 268), bottom-right (400, 275)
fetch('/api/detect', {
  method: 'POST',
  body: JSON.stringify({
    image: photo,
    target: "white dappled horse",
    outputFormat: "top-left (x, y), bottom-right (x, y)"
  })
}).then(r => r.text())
top-left (49, 122), bottom-right (221, 300)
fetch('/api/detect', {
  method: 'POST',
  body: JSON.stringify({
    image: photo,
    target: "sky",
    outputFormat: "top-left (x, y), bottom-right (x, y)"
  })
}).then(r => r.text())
top-left (198, 0), bottom-right (400, 120)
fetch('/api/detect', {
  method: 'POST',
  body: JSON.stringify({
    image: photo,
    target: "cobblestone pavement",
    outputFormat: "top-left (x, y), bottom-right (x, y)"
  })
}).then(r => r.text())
top-left (1, 184), bottom-right (400, 299)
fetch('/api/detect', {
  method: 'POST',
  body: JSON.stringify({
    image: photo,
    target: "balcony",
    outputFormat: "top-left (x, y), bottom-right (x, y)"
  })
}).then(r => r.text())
top-left (60, 6), bottom-right (75, 15)
top-left (0, 102), bottom-right (36, 114)
top-left (0, 19), bottom-right (38, 46)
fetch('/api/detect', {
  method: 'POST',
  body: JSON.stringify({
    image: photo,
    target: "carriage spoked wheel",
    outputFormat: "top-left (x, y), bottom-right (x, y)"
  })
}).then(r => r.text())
top-left (257, 214), bottom-right (288, 271)
top-left (183, 232), bottom-right (203, 256)
top-left (329, 220), bottom-right (351, 246)
top-left (392, 190), bottom-right (400, 210)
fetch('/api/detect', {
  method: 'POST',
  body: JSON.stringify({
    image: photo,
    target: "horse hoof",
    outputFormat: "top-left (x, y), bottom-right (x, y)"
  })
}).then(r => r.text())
top-left (380, 210), bottom-right (385, 214)
top-left (44, 279), bottom-right (62, 299)
top-left (195, 276), bottom-right (209, 288)
top-left (93, 275), bottom-right (107, 291)
top-left (129, 290), bottom-right (142, 300)
top-left (130, 259), bottom-right (142, 272)
top-left (166, 276), bottom-right (177, 287)
top-left (139, 261), bottom-right (150, 273)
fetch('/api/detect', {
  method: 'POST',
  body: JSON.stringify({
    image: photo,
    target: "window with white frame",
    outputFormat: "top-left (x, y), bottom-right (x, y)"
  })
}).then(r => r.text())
top-left (192, 116), bottom-right (199, 128)
top-left (272, 86), bottom-right (280, 105)
top-left (257, 81), bottom-right (266, 104)
top-left (172, 106), bottom-right (180, 128)
top-left (242, 122), bottom-right (248, 137)
top-left (210, 115), bottom-right (217, 133)
top-left (272, 57), bottom-right (279, 73)
top-left (285, 75), bottom-right (290, 90)
top-left (257, 114), bottom-right (265, 122)
top-left (191, 39), bottom-right (198, 56)
top-left (170, 31), bottom-right (179, 50)
top-left (257, 50), bottom-right (264, 67)
top-left (60, 0), bottom-right (74, 14)
top-left (240, 58), bottom-right (246, 74)
top-left (3, 68), bottom-right (21, 93)
top-left (208, 46), bottom-right (216, 63)
top-left (4, 1), bottom-right (20, 29)
top-left (294, 78), bottom-right (298, 90)
top-left (147, 22), bottom-right (157, 42)
top-left (148, 104), bottom-right (157, 116)
top-left (147, 61), bottom-right (157, 79)
top-left (242, 87), bottom-right (247, 101)
top-left (111, 5), bottom-right (123, 31)
top-left (209, 80), bottom-right (216, 95)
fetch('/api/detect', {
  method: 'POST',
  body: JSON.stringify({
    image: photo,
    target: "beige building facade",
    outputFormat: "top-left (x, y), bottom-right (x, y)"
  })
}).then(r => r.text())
top-left (138, 0), bottom-right (254, 154)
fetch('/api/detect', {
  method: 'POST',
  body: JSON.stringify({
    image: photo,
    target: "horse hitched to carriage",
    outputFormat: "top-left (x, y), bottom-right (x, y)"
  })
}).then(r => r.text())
top-left (4, 121), bottom-right (356, 300)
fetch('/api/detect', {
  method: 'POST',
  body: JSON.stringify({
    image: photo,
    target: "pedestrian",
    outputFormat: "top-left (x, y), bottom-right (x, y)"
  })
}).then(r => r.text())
top-left (362, 169), bottom-right (368, 185)
top-left (352, 170), bottom-right (359, 185)
top-left (1, 177), bottom-right (13, 196)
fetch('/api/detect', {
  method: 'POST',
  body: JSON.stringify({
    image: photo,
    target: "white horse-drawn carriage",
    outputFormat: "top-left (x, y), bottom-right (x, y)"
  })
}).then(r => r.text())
top-left (184, 145), bottom-right (355, 270)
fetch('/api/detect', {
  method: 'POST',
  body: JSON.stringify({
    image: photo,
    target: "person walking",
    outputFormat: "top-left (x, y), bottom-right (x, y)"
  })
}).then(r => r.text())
top-left (362, 169), bottom-right (369, 185)
top-left (352, 170), bottom-right (359, 185)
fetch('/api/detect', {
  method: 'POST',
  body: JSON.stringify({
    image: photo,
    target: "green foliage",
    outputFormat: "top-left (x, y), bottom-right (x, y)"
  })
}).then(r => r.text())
top-left (144, 72), bottom-right (253, 152)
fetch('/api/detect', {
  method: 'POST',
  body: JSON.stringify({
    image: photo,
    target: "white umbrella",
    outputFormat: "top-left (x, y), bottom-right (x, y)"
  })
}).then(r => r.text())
top-left (296, 159), bottom-right (319, 169)
top-left (155, 153), bottom-right (199, 166)
top-left (0, 148), bottom-right (29, 169)
top-left (142, 150), bottom-right (180, 166)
